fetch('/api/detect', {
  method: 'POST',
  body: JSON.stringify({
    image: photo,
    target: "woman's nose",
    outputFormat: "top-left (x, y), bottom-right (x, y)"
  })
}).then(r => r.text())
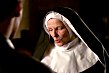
top-left (52, 30), bottom-right (58, 37)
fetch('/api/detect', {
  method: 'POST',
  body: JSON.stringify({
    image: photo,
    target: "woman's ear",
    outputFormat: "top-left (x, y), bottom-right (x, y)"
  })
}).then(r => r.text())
top-left (14, 1), bottom-right (22, 17)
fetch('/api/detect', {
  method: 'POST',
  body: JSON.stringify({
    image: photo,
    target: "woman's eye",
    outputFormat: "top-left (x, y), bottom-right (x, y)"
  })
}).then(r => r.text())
top-left (48, 29), bottom-right (53, 31)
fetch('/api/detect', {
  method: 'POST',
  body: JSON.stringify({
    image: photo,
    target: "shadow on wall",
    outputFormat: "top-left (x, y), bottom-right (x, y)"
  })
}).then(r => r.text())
top-left (12, 30), bottom-right (33, 56)
top-left (79, 0), bottom-right (109, 51)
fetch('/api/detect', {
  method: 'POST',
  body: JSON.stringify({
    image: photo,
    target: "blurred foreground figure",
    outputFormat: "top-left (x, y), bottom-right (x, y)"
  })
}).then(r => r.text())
top-left (35, 7), bottom-right (109, 73)
top-left (0, 0), bottom-right (53, 73)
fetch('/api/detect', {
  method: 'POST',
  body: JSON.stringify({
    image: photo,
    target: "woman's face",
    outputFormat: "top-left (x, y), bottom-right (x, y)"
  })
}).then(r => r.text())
top-left (47, 18), bottom-right (70, 46)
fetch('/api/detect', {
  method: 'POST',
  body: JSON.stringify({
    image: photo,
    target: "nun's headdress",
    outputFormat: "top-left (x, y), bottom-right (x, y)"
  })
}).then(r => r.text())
top-left (43, 7), bottom-right (109, 70)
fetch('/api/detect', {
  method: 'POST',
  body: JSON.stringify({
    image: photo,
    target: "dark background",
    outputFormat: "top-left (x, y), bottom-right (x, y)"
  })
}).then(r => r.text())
top-left (12, 0), bottom-right (109, 56)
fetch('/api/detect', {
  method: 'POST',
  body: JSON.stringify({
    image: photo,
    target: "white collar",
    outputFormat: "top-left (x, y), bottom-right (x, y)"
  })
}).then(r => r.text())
top-left (6, 39), bottom-right (15, 49)
top-left (41, 38), bottom-right (99, 73)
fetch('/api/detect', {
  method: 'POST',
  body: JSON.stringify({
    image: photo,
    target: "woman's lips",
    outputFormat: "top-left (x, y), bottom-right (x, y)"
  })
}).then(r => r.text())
top-left (55, 39), bottom-right (61, 43)
top-left (54, 37), bottom-right (62, 43)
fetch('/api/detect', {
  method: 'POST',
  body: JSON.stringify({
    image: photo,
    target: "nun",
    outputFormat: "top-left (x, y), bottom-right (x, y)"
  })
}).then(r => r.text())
top-left (34, 7), bottom-right (109, 73)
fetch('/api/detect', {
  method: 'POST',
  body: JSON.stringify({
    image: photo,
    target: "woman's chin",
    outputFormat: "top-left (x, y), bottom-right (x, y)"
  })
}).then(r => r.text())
top-left (55, 42), bottom-right (63, 47)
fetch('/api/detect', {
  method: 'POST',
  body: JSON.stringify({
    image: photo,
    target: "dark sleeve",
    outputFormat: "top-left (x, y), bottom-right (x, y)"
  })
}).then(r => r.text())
top-left (0, 32), bottom-right (53, 73)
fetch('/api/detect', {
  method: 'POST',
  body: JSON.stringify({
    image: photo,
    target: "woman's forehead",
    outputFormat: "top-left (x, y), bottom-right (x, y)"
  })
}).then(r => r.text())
top-left (47, 18), bottom-right (65, 26)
